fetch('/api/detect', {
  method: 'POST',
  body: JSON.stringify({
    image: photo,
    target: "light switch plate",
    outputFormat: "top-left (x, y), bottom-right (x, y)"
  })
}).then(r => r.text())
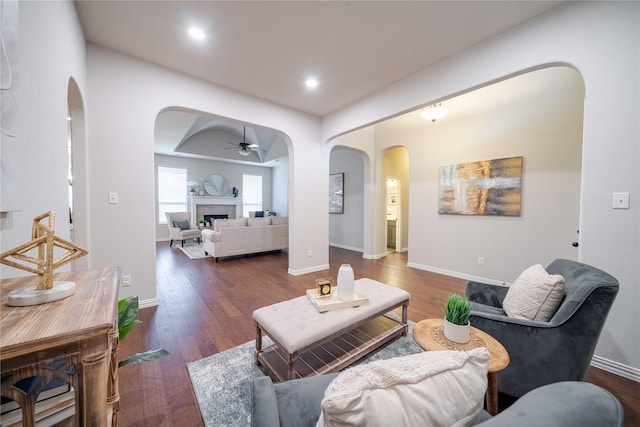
top-left (108, 192), bottom-right (119, 204)
top-left (612, 192), bottom-right (629, 209)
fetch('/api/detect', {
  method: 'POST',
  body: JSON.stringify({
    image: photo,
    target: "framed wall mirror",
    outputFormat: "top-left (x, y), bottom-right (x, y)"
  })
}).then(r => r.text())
top-left (203, 174), bottom-right (231, 196)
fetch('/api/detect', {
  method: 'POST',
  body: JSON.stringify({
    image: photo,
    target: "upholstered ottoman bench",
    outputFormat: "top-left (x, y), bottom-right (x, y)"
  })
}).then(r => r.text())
top-left (253, 278), bottom-right (410, 381)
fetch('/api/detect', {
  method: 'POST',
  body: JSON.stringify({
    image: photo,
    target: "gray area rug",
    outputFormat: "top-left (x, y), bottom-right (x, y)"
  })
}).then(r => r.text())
top-left (187, 319), bottom-right (421, 427)
top-left (178, 243), bottom-right (210, 260)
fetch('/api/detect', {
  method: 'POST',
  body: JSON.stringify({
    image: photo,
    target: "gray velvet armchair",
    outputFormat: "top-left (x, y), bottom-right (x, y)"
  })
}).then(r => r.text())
top-left (466, 259), bottom-right (619, 398)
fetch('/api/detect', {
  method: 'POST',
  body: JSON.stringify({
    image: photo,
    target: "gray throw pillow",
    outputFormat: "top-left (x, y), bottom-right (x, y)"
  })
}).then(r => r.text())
top-left (172, 220), bottom-right (190, 230)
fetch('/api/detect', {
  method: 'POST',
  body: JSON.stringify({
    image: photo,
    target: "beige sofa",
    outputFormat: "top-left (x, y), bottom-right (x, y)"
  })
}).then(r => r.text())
top-left (201, 216), bottom-right (288, 262)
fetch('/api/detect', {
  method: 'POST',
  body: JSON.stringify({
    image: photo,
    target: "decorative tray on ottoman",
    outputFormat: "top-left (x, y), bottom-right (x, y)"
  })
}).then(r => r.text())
top-left (306, 288), bottom-right (369, 312)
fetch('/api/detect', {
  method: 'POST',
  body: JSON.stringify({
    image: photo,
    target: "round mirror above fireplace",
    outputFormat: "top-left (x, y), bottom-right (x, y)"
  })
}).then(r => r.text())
top-left (203, 174), bottom-right (231, 196)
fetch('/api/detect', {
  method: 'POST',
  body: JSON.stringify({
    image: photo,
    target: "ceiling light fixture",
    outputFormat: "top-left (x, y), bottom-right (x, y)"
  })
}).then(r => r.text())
top-left (305, 77), bottom-right (319, 90)
top-left (420, 103), bottom-right (448, 123)
top-left (238, 148), bottom-right (251, 157)
top-left (188, 27), bottom-right (205, 41)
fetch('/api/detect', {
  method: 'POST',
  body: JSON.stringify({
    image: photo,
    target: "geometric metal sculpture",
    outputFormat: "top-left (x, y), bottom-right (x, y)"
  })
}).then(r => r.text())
top-left (0, 211), bottom-right (88, 306)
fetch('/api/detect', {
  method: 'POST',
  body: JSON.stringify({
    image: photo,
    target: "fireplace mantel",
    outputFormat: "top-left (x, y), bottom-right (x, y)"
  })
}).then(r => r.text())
top-left (189, 196), bottom-right (240, 225)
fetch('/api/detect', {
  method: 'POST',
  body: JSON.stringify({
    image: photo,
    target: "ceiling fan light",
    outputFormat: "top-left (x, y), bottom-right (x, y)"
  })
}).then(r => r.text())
top-left (238, 149), bottom-right (251, 157)
top-left (421, 103), bottom-right (448, 123)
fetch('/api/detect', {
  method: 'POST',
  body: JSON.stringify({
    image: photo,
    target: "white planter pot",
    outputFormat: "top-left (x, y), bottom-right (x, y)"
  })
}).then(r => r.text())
top-left (443, 317), bottom-right (470, 344)
top-left (337, 264), bottom-right (355, 301)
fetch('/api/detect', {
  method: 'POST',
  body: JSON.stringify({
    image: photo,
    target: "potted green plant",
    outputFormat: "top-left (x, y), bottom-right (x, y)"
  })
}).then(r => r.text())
top-left (118, 296), bottom-right (169, 367)
top-left (444, 293), bottom-right (471, 344)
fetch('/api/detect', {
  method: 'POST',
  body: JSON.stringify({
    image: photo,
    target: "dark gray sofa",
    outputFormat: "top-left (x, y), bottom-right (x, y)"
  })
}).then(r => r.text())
top-left (251, 373), bottom-right (623, 426)
top-left (466, 259), bottom-right (619, 398)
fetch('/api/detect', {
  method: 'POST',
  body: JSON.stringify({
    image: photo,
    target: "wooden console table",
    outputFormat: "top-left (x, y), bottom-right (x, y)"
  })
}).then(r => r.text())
top-left (1, 267), bottom-right (121, 426)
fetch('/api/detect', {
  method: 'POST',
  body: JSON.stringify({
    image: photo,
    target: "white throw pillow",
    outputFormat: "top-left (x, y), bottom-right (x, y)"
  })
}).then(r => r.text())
top-left (503, 264), bottom-right (565, 321)
top-left (316, 348), bottom-right (489, 427)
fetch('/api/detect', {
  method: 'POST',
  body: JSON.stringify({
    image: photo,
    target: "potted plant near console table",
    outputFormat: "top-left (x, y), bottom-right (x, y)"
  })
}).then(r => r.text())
top-left (444, 293), bottom-right (471, 344)
top-left (118, 296), bottom-right (169, 367)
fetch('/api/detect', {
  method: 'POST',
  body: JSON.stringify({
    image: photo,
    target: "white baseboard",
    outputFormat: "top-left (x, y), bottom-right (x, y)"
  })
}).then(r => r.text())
top-left (366, 252), bottom-right (390, 260)
top-left (328, 243), bottom-right (388, 260)
top-left (288, 264), bottom-right (330, 276)
top-left (329, 243), bottom-right (363, 253)
top-left (139, 298), bottom-right (159, 309)
top-left (406, 261), bottom-right (506, 286)
top-left (591, 355), bottom-right (640, 382)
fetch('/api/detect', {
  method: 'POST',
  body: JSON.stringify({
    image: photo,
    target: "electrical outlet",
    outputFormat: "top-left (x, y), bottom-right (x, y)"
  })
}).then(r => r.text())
top-left (122, 275), bottom-right (132, 287)
top-left (308, 250), bottom-right (313, 257)
top-left (477, 257), bottom-right (485, 266)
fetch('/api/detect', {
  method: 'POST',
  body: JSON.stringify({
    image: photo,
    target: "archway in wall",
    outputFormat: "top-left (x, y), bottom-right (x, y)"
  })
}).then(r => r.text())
top-left (328, 146), bottom-right (367, 254)
top-left (381, 146), bottom-right (410, 255)
top-left (67, 77), bottom-right (88, 270)
top-left (371, 66), bottom-right (584, 276)
top-left (152, 107), bottom-right (292, 260)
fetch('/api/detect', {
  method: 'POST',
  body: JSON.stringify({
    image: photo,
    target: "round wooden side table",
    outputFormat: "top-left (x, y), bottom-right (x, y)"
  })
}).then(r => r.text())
top-left (413, 318), bottom-right (510, 415)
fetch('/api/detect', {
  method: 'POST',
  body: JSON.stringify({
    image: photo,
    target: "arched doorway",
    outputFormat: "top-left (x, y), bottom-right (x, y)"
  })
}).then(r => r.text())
top-left (67, 77), bottom-right (88, 269)
top-left (329, 146), bottom-right (367, 253)
top-left (381, 147), bottom-right (409, 255)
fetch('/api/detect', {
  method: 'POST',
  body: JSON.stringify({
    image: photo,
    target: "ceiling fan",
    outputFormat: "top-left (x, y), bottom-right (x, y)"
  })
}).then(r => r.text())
top-left (225, 126), bottom-right (262, 157)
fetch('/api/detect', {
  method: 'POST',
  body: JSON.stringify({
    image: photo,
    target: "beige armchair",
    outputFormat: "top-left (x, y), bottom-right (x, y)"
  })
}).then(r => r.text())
top-left (165, 212), bottom-right (201, 247)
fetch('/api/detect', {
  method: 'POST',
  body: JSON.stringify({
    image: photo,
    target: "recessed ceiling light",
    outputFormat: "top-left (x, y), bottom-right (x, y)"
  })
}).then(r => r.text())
top-left (188, 27), bottom-right (205, 41)
top-left (305, 78), bottom-right (319, 90)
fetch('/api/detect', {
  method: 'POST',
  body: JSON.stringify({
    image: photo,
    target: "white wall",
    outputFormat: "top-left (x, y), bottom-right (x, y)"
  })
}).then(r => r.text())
top-left (153, 154), bottom-right (276, 240)
top-left (0, 1), bottom-right (87, 277)
top-left (329, 147), bottom-right (365, 251)
top-left (86, 44), bottom-right (327, 303)
top-left (374, 66), bottom-right (584, 282)
top-left (323, 2), bottom-right (640, 377)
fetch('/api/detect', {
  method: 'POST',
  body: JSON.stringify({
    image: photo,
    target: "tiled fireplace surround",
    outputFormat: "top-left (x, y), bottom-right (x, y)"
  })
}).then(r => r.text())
top-left (189, 196), bottom-right (239, 226)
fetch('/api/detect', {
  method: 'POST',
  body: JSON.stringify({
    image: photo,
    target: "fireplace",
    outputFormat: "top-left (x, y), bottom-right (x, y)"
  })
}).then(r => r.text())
top-left (204, 214), bottom-right (228, 226)
top-left (189, 196), bottom-right (240, 226)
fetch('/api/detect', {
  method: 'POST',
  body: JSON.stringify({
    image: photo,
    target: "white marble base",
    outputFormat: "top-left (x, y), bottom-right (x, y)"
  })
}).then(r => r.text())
top-left (7, 281), bottom-right (77, 306)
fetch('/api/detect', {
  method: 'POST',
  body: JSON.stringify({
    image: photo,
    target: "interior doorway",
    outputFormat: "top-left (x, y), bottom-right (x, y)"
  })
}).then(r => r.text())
top-left (386, 177), bottom-right (400, 252)
top-left (67, 78), bottom-right (88, 269)
top-left (381, 146), bottom-right (409, 255)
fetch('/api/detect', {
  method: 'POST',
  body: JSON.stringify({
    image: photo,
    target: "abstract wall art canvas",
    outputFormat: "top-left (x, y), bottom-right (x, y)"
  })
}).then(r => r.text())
top-left (438, 156), bottom-right (523, 216)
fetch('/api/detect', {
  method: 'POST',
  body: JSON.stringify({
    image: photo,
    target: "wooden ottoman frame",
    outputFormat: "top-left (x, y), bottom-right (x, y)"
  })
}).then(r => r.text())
top-left (253, 278), bottom-right (410, 381)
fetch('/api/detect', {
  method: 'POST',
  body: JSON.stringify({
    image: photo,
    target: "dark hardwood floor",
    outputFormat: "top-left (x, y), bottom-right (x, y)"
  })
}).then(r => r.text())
top-left (117, 243), bottom-right (640, 426)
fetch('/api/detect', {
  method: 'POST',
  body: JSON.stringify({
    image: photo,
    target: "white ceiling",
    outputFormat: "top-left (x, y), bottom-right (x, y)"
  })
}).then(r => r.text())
top-left (74, 1), bottom-right (564, 164)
